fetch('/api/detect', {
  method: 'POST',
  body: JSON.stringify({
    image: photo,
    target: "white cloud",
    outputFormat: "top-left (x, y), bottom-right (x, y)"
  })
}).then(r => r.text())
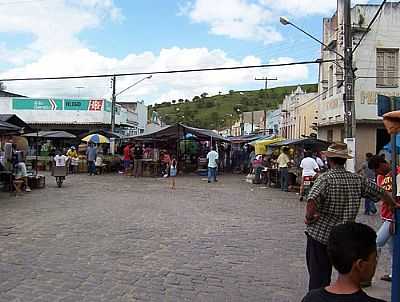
top-left (183, 0), bottom-right (282, 44)
top-left (0, 0), bottom-right (122, 55)
top-left (260, 0), bottom-right (370, 16)
top-left (1, 47), bottom-right (310, 104)
top-left (0, 0), bottom-right (311, 104)
top-left (182, 0), bottom-right (372, 43)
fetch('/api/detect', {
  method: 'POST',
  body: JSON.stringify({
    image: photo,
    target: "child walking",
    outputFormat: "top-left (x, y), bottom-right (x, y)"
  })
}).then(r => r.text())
top-left (170, 158), bottom-right (177, 189)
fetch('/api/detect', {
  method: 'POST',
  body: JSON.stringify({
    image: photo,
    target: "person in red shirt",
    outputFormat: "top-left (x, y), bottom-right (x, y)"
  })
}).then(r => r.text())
top-left (123, 144), bottom-right (132, 176)
top-left (368, 155), bottom-right (397, 282)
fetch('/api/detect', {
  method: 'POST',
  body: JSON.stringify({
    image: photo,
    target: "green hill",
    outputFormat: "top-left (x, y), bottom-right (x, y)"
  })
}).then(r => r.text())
top-left (149, 83), bottom-right (318, 130)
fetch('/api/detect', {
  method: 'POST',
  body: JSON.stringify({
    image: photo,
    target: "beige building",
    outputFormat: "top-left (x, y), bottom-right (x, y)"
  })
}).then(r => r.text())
top-left (318, 1), bottom-right (400, 167)
top-left (281, 86), bottom-right (318, 139)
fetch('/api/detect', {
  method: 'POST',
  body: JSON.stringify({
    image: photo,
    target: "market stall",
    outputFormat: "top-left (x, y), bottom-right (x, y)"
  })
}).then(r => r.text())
top-left (266, 138), bottom-right (330, 189)
top-left (122, 123), bottom-right (229, 177)
top-left (249, 136), bottom-right (285, 155)
top-left (24, 131), bottom-right (77, 172)
top-left (1, 118), bottom-right (44, 193)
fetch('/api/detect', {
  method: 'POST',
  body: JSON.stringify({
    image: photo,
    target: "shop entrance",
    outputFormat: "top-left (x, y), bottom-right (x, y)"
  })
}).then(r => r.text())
top-left (376, 128), bottom-right (391, 154)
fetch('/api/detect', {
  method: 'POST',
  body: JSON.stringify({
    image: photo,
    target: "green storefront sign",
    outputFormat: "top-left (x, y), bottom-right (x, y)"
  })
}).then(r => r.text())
top-left (12, 98), bottom-right (107, 111)
top-left (12, 98), bottom-right (63, 110)
top-left (64, 99), bottom-right (90, 111)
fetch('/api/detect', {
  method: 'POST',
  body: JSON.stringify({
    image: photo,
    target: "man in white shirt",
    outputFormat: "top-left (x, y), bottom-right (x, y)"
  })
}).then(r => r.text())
top-left (277, 147), bottom-right (290, 191)
top-left (300, 152), bottom-right (320, 178)
top-left (207, 146), bottom-right (219, 183)
top-left (54, 151), bottom-right (68, 167)
top-left (300, 151), bottom-right (320, 200)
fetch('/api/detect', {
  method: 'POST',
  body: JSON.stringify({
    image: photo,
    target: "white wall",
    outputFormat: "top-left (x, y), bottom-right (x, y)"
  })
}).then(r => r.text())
top-left (319, 3), bottom-right (400, 125)
top-left (0, 97), bottom-right (147, 130)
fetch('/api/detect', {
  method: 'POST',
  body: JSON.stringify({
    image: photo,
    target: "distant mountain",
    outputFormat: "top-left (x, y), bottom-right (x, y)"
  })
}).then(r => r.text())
top-left (149, 83), bottom-right (318, 130)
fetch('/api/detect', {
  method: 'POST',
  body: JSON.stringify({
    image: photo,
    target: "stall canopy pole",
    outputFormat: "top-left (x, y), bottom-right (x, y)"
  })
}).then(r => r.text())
top-left (35, 130), bottom-right (39, 175)
top-left (391, 97), bottom-right (400, 302)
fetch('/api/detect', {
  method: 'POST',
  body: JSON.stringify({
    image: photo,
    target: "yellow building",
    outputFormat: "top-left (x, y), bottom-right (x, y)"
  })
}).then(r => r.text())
top-left (281, 86), bottom-right (319, 139)
top-left (296, 94), bottom-right (319, 138)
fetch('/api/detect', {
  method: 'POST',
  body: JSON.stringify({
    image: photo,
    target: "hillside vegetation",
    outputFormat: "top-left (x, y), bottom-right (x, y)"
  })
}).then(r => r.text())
top-left (149, 84), bottom-right (318, 130)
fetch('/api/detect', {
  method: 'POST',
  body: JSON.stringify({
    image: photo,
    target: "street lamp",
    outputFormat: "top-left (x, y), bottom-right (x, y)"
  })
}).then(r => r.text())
top-left (115, 75), bottom-right (152, 98)
top-left (111, 75), bottom-right (152, 132)
top-left (279, 16), bottom-right (344, 60)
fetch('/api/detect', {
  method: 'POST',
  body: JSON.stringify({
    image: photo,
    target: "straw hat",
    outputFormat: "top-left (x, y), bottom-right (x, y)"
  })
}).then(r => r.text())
top-left (383, 110), bottom-right (400, 134)
top-left (321, 142), bottom-right (353, 159)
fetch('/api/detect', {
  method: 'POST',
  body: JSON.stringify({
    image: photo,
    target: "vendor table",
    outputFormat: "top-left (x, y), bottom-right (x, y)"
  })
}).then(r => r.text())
top-left (141, 159), bottom-right (160, 177)
top-left (27, 175), bottom-right (46, 189)
top-left (266, 168), bottom-right (280, 187)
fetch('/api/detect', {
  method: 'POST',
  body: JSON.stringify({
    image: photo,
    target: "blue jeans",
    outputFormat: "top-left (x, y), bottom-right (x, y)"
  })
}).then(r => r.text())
top-left (208, 167), bottom-right (217, 182)
top-left (377, 220), bottom-right (394, 272)
top-left (280, 167), bottom-right (288, 191)
top-left (364, 198), bottom-right (377, 214)
top-left (88, 161), bottom-right (96, 175)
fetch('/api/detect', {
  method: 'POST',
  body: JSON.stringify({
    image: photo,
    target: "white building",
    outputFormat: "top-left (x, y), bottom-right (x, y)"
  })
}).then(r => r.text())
top-left (0, 97), bottom-right (147, 135)
top-left (318, 1), bottom-right (400, 166)
top-left (266, 107), bottom-right (282, 136)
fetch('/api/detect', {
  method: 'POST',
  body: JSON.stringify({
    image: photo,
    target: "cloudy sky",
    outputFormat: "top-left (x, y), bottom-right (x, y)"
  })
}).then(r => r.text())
top-left (0, 0), bottom-right (380, 104)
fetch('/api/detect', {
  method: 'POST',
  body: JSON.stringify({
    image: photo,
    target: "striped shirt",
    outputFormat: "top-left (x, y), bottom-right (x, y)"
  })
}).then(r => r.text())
top-left (306, 167), bottom-right (385, 245)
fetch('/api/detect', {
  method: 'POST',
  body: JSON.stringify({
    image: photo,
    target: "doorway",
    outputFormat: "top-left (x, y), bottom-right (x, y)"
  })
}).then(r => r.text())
top-left (376, 128), bottom-right (391, 154)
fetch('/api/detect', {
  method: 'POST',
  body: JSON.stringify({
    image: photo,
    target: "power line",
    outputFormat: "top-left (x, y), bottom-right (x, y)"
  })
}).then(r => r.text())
top-left (294, 82), bottom-right (339, 110)
top-left (356, 76), bottom-right (400, 79)
top-left (0, 59), bottom-right (333, 82)
top-left (0, 0), bottom-right (47, 6)
top-left (352, 0), bottom-right (387, 54)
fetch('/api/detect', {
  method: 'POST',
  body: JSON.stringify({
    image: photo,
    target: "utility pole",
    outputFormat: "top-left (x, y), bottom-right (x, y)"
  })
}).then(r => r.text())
top-left (111, 75), bottom-right (116, 133)
top-left (255, 77), bottom-right (277, 135)
top-left (343, 0), bottom-right (356, 169)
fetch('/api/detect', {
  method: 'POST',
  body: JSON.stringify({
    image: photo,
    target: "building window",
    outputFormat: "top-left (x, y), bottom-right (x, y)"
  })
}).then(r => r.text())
top-left (377, 48), bottom-right (399, 88)
top-left (340, 129), bottom-right (345, 142)
top-left (327, 129), bottom-right (333, 142)
top-left (329, 66), bottom-right (334, 97)
top-left (322, 82), bottom-right (328, 100)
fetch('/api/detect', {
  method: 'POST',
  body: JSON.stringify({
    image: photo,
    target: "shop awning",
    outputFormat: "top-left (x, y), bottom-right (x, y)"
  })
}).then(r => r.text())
top-left (269, 138), bottom-right (330, 149)
top-left (124, 123), bottom-right (230, 142)
top-left (0, 114), bottom-right (33, 133)
top-left (229, 134), bottom-right (266, 144)
top-left (23, 131), bottom-right (77, 139)
top-left (250, 137), bottom-right (285, 155)
top-left (0, 121), bottom-right (21, 133)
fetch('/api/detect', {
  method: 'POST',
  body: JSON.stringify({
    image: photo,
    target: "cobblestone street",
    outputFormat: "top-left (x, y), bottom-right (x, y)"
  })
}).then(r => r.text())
top-left (0, 174), bottom-right (392, 301)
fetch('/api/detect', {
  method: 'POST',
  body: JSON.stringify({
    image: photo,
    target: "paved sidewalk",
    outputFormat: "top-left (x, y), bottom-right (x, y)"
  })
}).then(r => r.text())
top-left (0, 174), bottom-right (392, 301)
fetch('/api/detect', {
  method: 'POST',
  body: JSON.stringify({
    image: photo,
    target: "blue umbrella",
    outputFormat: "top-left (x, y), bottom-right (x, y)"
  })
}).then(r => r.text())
top-left (82, 134), bottom-right (110, 144)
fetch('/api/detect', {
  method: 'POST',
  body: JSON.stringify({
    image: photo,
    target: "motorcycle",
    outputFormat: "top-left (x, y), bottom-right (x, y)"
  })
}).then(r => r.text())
top-left (300, 175), bottom-right (315, 202)
top-left (52, 166), bottom-right (67, 188)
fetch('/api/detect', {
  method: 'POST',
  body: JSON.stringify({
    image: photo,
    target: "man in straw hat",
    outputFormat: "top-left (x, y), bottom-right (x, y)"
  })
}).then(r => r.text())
top-left (304, 142), bottom-right (399, 291)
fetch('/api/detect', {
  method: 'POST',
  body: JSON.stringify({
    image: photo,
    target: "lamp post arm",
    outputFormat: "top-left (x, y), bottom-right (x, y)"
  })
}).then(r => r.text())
top-left (115, 76), bottom-right (152, 97)
top-left (288, 22), bottom-right (345, 60)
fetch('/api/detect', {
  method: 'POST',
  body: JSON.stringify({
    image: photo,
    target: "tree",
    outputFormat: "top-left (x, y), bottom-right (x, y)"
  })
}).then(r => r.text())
top-left (210, 111), bottom-right (219, 122)
top-left (200, 92), bottom-right (208, 99)
top-left (192, 95), bottom-right (200, 102)
top-left (184, 99), bottom-right (190, 103)
top-left (172, 100), bottom-right (177, 104)
top-left (0, 81), bottom-right (6, 91)
top-left (205, 100), bottom-right (214, 108)
top-left (178, 99), bottom-right (184, 103)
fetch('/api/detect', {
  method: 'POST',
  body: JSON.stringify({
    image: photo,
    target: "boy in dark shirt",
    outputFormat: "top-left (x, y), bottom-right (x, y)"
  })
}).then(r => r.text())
top-left (302, 222), bottom-right (386, 302)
